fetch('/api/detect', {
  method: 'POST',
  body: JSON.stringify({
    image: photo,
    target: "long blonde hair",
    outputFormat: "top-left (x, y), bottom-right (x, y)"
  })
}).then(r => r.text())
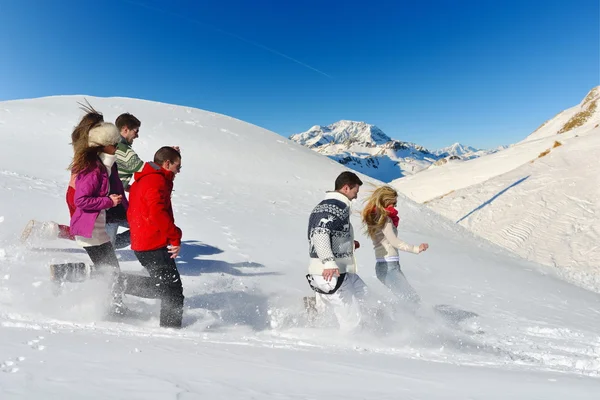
top-left (361, 186), bottom-right (398, 238)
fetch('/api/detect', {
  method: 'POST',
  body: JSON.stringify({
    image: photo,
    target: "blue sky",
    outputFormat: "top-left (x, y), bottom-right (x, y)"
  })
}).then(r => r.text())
top-left (0, 0), bottom-right (598, 150)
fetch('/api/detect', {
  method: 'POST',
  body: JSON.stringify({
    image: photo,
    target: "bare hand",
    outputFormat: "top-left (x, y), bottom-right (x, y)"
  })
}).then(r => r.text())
top-left (172, 146), bottom-right (180, 152)
top-left (418, 243), bottom-right (429, 253)
top-left (354, 240), bottom-right (360, 250)
top-left (109, 194), bottom-right (122, 207)
top-left (322, 268), bottom-right (340, 282)
top-left (168, 245), bottom-right (181, 259)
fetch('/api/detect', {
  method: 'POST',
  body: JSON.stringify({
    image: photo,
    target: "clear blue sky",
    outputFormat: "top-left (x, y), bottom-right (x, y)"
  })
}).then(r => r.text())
top-left (1, 0), bottom-right (598, 150)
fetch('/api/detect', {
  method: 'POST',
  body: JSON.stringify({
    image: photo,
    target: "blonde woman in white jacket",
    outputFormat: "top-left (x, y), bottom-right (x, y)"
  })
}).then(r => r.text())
top-left (362, 186), bottom-right (428, 309)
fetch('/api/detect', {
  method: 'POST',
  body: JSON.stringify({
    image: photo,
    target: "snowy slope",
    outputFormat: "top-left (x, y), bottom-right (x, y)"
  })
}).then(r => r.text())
top-left (391, 86), bottom-right (600, 293)
top-left (290, 120), bottom-right (438, 182)
top-left (391, 87), bottom-right (600, 204)
top-left (1, 96), bottom-right (600, 398)
top-left (524, 87), bottom-right (599, 142)
top-left (424, 131), bottom-right (600, 292)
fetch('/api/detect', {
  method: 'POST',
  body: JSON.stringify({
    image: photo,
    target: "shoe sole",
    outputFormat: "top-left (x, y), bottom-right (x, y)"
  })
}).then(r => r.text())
top-left (20, 220), bottom-right (36, 243)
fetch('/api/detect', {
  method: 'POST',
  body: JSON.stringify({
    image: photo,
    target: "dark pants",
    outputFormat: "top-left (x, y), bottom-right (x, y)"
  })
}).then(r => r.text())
top-left (83, 241), bottom-right (122, 304)
top-left (127, 247), bottom-right (184, 328)
top-left (84, 241), bottom-right (119, 269)
top-left (114, 229), bottom-right (131, 249)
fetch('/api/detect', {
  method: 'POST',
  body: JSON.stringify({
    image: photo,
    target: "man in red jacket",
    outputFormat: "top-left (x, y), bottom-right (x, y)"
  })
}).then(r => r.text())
top-left (127, 146), bottom-right (184, 328)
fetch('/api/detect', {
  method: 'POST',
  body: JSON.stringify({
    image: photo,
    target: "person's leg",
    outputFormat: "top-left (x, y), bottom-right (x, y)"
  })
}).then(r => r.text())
top-left (57, 186), bottom-right (77, 241)
top-left (105, 223), bottom-right (119, 246)
top-left (120, 273), bottom-right (160, 299)
top-left (311, 275), bottom-right (363, 332)
top-left (85, 242), bottom-right (119, 269)
top-left (114, 221), bottom-right (131, 249)
top-left (57, 224), bottom-right (74, 240)
top-left (84, 241), bottom-right (124, 311)
top-left (20, 220), bottom-right (60, 242)
top-left (20, 220), bottom-right (37, 242)
top-left (377, 261), bottom-right (420, 307)
top-left (66, 186), bottom-right (76, 218)
top-left (134, 248), bottom-right (184, 328)
top-left (347, 273), bottom-right (368, 300)
top-left (105, 220), bottom-right (131, 250)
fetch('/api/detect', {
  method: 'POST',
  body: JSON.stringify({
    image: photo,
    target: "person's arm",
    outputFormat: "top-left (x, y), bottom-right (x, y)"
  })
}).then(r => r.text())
top-left (381, 219), bottom-right (420, 254)
top-left (309, 214), bottom-right (340, 281)
top-left (110, 164), bottom-right (129, 211)
top-left (117, 146), bottom-right (144, 175)
top-left (144, 175), bottom-right (182, 247)
top-left (311, 221), bottom-right (337, 269)
top-left (116, 146), bottom-right (144, 190)
top-left (74, 170), bottom-right (114, 211)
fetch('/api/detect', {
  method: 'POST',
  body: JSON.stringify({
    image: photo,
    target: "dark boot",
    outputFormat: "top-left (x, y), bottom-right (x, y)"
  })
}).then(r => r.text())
top-left (50, 262), bottom-right (90, 283)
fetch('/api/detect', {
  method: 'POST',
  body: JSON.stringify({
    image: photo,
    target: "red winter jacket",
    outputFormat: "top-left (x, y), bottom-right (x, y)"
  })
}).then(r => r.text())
top-left (128, 162), bottom-right (182, 251)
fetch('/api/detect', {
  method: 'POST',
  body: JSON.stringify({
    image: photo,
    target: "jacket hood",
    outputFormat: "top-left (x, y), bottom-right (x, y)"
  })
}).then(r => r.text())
top-left (134, 162), bottom-right (175, 183)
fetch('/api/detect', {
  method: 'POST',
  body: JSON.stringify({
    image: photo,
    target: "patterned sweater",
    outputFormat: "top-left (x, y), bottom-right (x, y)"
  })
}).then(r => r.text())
top-left (115, 137), bottom-right (144, 190)
top-left (307, 191), bottom-right (356, 275)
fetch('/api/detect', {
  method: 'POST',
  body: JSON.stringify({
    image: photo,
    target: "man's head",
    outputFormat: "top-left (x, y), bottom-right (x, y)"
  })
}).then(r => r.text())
top-left (334, 171), bottom-right (363, 200)
top-left (115, 113), bottom-right (141, 145)
top-left (154, 146), bottom-right (182, 177)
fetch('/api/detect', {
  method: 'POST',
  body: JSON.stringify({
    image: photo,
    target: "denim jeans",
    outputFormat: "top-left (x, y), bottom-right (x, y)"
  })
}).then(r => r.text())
top-left (105, 221), bottom-right (131, 249)
top-left (375, 261), bottom-right (420, 307)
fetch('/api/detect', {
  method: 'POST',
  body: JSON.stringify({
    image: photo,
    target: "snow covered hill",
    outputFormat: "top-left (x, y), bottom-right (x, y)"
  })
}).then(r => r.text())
top-left (391, 86), bottom-right (600, 292)
top-left (424, 130), bottom-right (600, 291)
top-left (524, 87), bottom-right (599, 142)
top-left (289, 121), bottom-right (497, 182)
top-left (1, 96), bottom-right (600, 398)
top-left (289, 120), bottom-right (439, 182)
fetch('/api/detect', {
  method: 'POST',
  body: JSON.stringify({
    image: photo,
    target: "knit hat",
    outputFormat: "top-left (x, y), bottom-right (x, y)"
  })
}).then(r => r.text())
top-left (88, 122), bottom-right (121, 147)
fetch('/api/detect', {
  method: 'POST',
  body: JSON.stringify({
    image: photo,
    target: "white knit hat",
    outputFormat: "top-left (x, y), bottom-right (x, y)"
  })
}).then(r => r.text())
top-left (88, 122), bottom-right (121, 147)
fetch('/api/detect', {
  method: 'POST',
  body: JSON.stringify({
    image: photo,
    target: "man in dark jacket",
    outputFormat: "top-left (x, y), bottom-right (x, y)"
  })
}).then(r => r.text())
top-left (127, 146), bottom-right (184, 328)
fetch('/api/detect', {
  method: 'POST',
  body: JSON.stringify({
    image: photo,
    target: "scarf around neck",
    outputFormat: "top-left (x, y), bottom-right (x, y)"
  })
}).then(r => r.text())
top-left (384, 205), bottom-right (399, 227)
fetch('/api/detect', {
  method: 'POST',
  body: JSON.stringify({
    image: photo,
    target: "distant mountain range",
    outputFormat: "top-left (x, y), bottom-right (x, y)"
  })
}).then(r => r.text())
top-left (289, 120), bottom-right (499, 182)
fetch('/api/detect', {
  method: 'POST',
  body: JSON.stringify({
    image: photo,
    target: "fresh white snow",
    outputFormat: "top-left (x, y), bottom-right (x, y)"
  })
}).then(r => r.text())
top-left (391, 87), bottom-right (600, 292)
top-left (1, 96), bottom-right (599, 399)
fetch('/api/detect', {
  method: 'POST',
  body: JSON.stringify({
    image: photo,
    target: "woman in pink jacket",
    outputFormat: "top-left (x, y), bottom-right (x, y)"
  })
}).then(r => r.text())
top-left (20, 110), bottom-right (106, 242)
top-left (69, 117), bottom-right (128, 314)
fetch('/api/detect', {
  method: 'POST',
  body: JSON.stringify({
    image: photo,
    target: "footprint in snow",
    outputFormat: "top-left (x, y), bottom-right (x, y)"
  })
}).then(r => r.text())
top-left (27, 336), bottom-right (46, 351)
top-left (1, 357), bottom-right (25, 373)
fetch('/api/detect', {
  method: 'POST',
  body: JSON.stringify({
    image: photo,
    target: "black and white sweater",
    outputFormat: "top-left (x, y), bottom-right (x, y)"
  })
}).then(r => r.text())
top-left (307, 191), bottom-right (356, 275)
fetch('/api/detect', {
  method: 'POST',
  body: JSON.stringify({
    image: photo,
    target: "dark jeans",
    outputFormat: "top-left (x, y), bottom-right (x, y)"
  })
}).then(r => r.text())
top-left (114, 229), bottom-right (131, 249)
top-left (127, 247), bottom-right (184, 328)
top-left (105, 219), bottom-right (131, 250)
top-left (83, 243), bottom-right (184, 327)
top-left (83, 241), bottom-right (122, 305)
top-left (84, 241), bottom-right (120, 269)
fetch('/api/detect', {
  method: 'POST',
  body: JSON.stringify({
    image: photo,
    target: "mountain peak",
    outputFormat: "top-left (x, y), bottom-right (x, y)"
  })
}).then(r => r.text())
top-left (290, 120), bottom-right (391, 148)
top-left (526, 85), bottom-right (600, 140)
top-left (434, 143), bottom-right (479, 157)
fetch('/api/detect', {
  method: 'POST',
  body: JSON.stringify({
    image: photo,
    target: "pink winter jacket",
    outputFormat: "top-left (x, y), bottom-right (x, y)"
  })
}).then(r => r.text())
top-left (69, 161), bottom-right (128, 238)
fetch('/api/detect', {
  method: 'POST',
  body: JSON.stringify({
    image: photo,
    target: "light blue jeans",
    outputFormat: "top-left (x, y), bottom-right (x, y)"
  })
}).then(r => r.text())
top-left (375, 261), bottom-right (420, 308)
